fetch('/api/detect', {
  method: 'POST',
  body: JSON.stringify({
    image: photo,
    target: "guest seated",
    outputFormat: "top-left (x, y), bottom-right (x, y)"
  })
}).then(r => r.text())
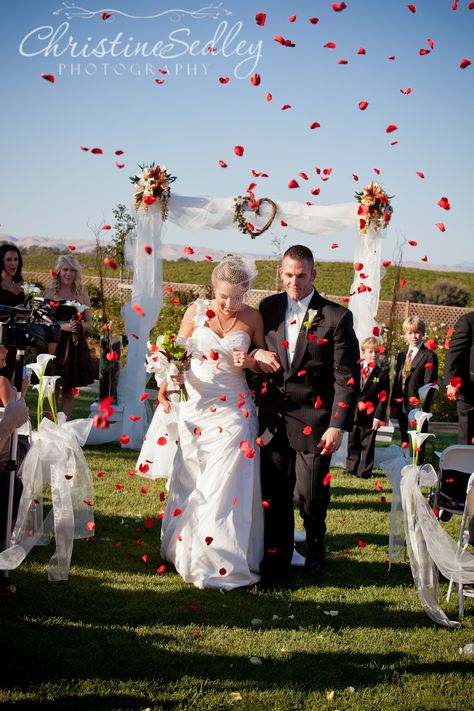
top-left (0, 244), bottom-right (25, 407)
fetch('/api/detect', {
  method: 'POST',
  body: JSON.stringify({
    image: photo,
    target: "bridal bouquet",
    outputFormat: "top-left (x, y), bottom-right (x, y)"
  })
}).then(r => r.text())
top-left (146, 332), bottom-right (192, 402)
top-left (130, 162), bottom-right (177, 220)
top-left (355, 181), bottom-right (393, 234)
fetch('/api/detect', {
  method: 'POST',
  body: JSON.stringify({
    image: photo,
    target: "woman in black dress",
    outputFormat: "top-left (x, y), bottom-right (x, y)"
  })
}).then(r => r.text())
top-left (0, 244), bottom-right (24, 406)
top-left (44, 254), bottom-right (93, 419)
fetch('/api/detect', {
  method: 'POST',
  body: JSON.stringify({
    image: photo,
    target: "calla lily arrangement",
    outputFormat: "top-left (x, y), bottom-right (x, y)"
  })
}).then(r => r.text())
top-left (26, 353), bottom-right (60, 425)
top-left (407, 382), bottom-right (439, 464)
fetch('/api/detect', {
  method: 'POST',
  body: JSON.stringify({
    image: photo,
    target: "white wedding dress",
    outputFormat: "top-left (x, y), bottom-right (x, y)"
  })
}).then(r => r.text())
top-left (139, 300), bottom-right (264, 590)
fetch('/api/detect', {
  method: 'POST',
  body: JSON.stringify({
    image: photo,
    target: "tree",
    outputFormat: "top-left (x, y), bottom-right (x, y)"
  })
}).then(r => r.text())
top-left (109, 203), bottom-right (136, 284)
top-left (427, 280), bottom-right (469, 307)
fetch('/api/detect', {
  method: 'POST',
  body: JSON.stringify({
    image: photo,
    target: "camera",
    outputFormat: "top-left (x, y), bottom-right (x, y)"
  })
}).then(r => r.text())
top-left (0, 299), bottom-right (76, 350)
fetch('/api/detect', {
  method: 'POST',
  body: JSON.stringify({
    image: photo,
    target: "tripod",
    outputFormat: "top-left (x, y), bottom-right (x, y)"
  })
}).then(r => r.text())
top-left (0, 348), bottom-right (26, 592)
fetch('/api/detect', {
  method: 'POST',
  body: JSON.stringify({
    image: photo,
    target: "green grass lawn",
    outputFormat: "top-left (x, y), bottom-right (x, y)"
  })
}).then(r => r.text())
top-left (0, 396), bottom-right (472, 710)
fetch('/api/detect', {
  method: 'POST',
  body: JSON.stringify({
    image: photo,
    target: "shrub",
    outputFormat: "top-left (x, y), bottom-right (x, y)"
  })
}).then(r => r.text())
top-left (401, 286), bottom-right (426, 303)
top-left (427, 280), bottom-right (469, 307)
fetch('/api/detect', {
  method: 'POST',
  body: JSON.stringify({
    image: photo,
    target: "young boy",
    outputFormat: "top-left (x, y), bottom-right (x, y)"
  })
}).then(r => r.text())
top-left (346, 336), bottom-right (389, 479)
top-left (391, 316), bottom-right (438, 449)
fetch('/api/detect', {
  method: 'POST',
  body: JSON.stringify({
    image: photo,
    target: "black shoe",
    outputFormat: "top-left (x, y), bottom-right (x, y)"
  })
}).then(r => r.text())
top-left (305, 548), bottom-right (325, 578)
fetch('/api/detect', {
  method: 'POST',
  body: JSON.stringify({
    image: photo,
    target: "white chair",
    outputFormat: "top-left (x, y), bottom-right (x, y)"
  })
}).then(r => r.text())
top-left (431, 445), bottom-right (474, 521)
top-left (446, 472), bottom-right (474, 618)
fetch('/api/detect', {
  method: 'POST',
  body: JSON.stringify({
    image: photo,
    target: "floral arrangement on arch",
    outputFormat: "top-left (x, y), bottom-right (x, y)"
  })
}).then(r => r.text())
top-left (130, 162), bottom-right (177, 220)
top-left (355, 181), bottom-right (393, 234)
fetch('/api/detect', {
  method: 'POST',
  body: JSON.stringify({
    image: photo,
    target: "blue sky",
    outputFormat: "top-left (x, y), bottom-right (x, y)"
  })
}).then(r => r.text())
top-left (0, 0), bottom-right (473, 267)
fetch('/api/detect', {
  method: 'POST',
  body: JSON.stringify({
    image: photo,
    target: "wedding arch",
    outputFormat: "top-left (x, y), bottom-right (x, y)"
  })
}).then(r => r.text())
top-left (102, 175), bottom-right (392, 448)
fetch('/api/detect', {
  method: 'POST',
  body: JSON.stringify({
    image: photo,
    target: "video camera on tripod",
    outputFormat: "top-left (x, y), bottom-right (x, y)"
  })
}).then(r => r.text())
top-left (0, 299), bottom-right (77, 350)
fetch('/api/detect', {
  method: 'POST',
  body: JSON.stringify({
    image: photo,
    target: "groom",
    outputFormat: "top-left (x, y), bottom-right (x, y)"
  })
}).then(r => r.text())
top-left (254, 245), bottom-right (360, 584)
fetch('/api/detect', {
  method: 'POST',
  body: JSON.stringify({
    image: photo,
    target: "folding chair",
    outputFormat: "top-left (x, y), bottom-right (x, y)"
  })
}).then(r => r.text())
top-left (446, 472), bottom-right (474, 618)
top-left (430, 445), bottom-right (474, 521)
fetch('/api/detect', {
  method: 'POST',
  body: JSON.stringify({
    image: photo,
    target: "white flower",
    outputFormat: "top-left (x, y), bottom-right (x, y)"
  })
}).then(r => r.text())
top-left (65, 300), bottom-right (88, 313)
top-left (22, 283), bottom-right (41, 299)
top-left (409, 430), bottom-right (435, 451)
top-left (26, 353), bottom-right (56, 380)
top-left (418, 382), bottom-right (438, 407)
top-left (145, 351), bottom-right (168, 379)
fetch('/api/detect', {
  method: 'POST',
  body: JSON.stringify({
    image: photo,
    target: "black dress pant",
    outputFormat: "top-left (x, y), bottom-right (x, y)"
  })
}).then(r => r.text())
top-left (260, 423), bottom-right (331, 579)
top-left (457, 400), bottom-right (474, 445)
top-left (346, 424), bottom-right (377, 478)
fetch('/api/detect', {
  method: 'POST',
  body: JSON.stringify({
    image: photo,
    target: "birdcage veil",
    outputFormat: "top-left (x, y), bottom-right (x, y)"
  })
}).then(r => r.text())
top-left (211, 255), bottom-right (257, 292)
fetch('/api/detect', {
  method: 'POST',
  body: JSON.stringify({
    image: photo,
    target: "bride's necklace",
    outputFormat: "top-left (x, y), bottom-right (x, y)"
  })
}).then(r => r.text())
top-left (214, 303), bottom-right (237, 333)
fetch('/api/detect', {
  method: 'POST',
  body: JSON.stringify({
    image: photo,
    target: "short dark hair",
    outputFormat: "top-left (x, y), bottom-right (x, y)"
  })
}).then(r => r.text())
top-left (282, 245), bottom-right (314, 267)
top-left (0, 243), bottom-right (23, 283)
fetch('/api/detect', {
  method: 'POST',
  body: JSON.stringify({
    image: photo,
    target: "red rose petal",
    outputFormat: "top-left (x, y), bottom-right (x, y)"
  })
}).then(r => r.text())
top-left (219, 76), bottom-right (230, 84)
top-left (310, 122), bottom-right (321, 129)
top-left (288, 179), bottom-right (299, 189)
top-left (324, 42), bottom-right (336, 49)
top-left (219, 567), bottom-right (227, 576)
top-left (322, 473), bottom-right (332, 486)
top-left (427, 38), bottom-right (434, 50)
top-left (357, 47), bottom-right (366, 55)
top-left (407, 4), bottom-right (416, 13)
top-left (408, 240), bottom-right (417, 246)
top-left (156, 564), bottom-right (167, 574)
top-left (119, 435), bottom-right (130, 445)
top-left (234, 145), bottom-right (244, 156)
top-left (90, 147), bottom-right (103, 154)
top-left (255, 12), bottom-right (266, 26)
top-left (303, 425), bottom-right (312, 435)
top-left (435, 222), bottom-right (446, 232)
top-left (250, 73), bottom-right (261, 86)
top-left (401, 87), bottom-right (412, 94)
top-left (386, 124), bottom-right (398, 133)
top-left (358, 101), bottom-right (368, 111)
top-left (41, 73), bottom-right (55, 83)
top-left (437, 197), bottom-right (450, 210)
top-left (309, 17), bottom-right (320, 24)
top-left (205, 536), bottom-right (214, 545)
top-left (460, 58), bottom-right (471, 70)
top-left (355, 538), bottom-right (367, 548)
top-left (132, 303), bottom-right (145, 316)
top-left (332, 2), bottom-right (347, 11)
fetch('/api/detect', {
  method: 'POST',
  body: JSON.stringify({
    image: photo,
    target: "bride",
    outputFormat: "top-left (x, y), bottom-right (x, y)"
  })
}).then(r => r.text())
top-left (138, 256), bottom-right (266, 589)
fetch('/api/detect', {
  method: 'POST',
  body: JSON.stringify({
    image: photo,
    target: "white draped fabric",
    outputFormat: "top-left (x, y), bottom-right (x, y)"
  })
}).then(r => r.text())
top-left (348, 226), bottom-right (386, 342)
top-left (118, 194), bottom-right (376, 448)
top-left (0, 416), bottom-right (94, 581)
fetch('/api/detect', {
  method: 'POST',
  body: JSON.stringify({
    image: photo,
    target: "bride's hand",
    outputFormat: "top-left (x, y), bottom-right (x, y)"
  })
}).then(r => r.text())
top-left (232, 349), bottom-right (251, 368)
top-left (170, 373), bottom-right (185, 385)
top-left (157, 381), bottom-right (172, 413)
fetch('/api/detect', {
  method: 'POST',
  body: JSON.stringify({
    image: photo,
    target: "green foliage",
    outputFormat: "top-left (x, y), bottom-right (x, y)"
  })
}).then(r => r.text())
top-left (427, 279), bottom-right (470, 307)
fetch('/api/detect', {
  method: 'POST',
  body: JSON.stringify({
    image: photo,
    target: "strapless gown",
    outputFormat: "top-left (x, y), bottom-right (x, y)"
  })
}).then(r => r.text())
top-left (143, 324), bottom-right (264, 589)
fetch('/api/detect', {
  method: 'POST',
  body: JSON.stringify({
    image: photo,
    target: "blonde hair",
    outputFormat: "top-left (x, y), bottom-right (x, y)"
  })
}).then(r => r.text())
top-left (402, 315), bottom-right (425, 336)
top-left (361, 336), bottom-right (379, 352)
top-left (51, 254), bottom-right (85, 300)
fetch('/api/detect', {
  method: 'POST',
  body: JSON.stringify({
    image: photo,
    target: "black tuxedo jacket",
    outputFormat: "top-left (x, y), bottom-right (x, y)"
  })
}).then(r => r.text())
top-left (392, 343), bottom-right (438, 413)
top-left (355, 363), bottom-right (390, 426)
top-left (444, 311), bottom-right (474, 406)
top-left (257, 290), bottom-right (360, 452)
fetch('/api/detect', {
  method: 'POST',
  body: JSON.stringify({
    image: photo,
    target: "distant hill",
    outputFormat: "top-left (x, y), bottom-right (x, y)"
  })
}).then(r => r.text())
top-left (1, 233), bottom-right (473, 272)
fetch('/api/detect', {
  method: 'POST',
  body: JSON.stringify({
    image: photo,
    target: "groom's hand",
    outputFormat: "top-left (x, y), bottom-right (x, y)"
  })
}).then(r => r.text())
top-left (318, 427), bottom-right (343, 455)
top-left (253, 349), bottom-right (282, 373)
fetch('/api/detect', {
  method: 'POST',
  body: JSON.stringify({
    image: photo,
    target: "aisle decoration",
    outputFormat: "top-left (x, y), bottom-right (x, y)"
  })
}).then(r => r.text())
top-left (380, 387), bottom-right (474, 627)
top-left (0, 353), bottom-right (94, 581)
top-left (130, 162), bottom-right (177, 220)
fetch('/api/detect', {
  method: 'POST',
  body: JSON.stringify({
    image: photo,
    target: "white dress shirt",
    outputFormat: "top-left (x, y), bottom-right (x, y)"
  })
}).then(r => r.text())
top-left (285, 290), bottom-right (314, 366)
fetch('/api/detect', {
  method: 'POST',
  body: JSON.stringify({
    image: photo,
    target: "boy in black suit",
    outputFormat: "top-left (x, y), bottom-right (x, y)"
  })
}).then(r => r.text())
top-left (391, 316), bottom-right (438, 449)
top-left (346, 336), bottom-right (389, 478)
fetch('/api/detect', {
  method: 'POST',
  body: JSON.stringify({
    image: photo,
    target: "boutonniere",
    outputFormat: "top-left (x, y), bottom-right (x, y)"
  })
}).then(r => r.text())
top-left (303, 309), bottom-right (324, 333)
top-left (373, 376), bottom-right (379, 383)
